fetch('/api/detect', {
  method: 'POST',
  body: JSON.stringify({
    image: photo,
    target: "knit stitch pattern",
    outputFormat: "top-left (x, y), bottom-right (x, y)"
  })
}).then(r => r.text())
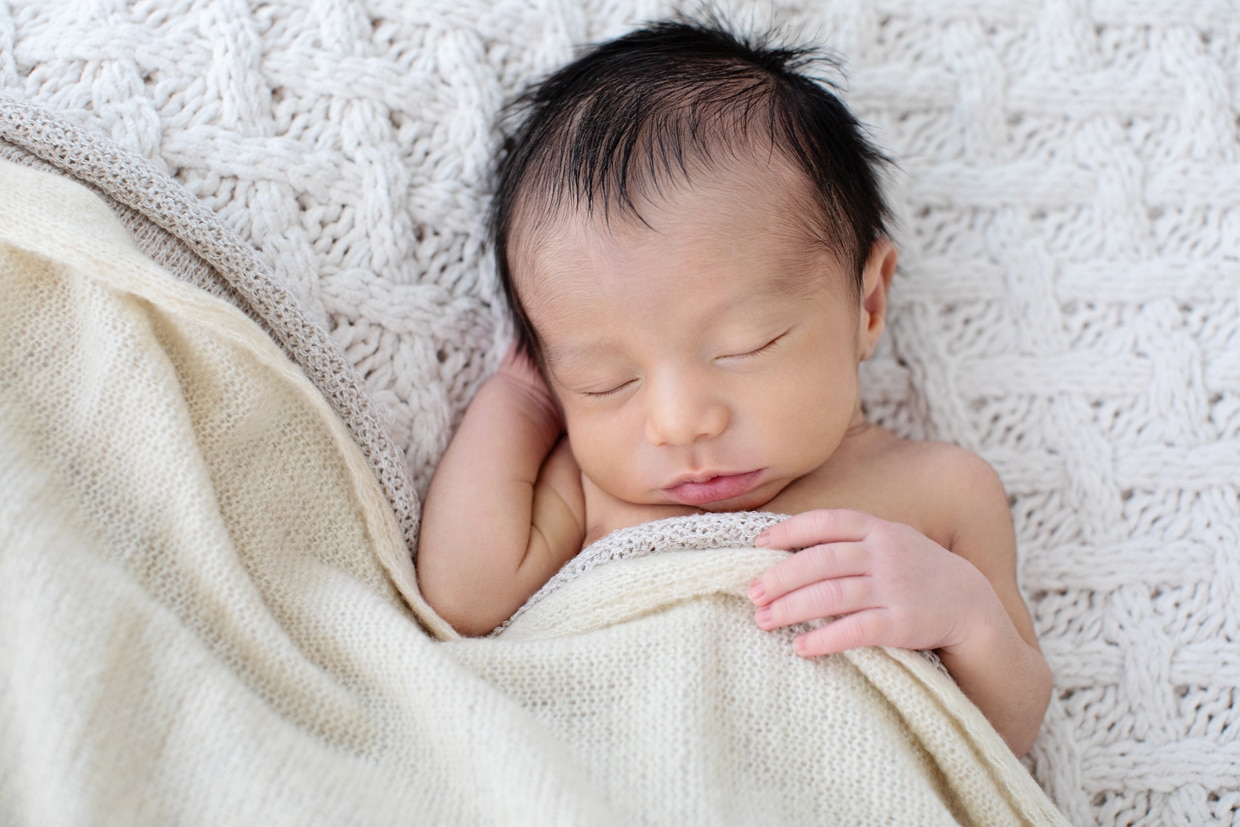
top-left (0, 154), bottom-right (1066, 827)
top-left (2, 1), bottom-right (1238, 824)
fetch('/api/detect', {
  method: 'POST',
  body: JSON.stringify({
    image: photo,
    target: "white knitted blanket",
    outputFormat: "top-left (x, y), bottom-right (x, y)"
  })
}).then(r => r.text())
top-left (0, 157), bottom-right (1064, 825)
top-left (1, 1), bottom-right (1237, 824)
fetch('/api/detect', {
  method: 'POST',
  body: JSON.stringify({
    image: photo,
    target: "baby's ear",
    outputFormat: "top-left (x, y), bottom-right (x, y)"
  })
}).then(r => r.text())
top-left (858, 238), bottom-right (898, 361)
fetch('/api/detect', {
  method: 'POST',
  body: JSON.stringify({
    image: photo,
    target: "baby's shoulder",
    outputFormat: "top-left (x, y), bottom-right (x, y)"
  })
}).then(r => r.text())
top-left (882, 434), bottom-right (1004, 494)
top-left (843, 427), bottom-right (1011, 552)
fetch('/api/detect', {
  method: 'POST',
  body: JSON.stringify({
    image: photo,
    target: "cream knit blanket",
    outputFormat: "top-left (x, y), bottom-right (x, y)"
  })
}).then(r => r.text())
top-left (0, 158), bottom-right (1064, 824)
top-left (1, 1), bottom-right (1238, 824)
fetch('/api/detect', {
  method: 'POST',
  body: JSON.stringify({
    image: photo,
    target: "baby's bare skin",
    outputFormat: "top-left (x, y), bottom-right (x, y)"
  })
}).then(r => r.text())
top-left (418, 156), bottom-right (1051, 756)
top-left (580, 414), bottom-right (957, 551)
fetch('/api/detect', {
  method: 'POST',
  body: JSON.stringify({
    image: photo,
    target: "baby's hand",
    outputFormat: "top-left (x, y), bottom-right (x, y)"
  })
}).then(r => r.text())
top-left (748, 509), bottom-right (1005, 658)
top-left (495, 343), bottom-right (563, 430)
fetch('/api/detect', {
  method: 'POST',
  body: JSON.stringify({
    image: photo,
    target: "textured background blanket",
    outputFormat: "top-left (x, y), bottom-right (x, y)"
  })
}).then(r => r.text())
top-left (1, 1), bottom-right (1238, 824)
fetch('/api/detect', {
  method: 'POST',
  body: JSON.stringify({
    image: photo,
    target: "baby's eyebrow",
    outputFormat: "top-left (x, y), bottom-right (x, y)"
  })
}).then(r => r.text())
top-left (542, 339), bottom-right (622, 373)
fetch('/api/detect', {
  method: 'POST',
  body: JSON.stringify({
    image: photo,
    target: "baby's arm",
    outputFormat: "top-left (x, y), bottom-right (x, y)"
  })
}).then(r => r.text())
top-left (417, 347), bottom-right (586, 636)
top-left (748, 454), bottom-right (1051, 756)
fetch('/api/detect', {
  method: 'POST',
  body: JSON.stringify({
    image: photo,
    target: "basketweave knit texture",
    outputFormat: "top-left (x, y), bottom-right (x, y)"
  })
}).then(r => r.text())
top-left (1, 1), bottom-right (1238, 824)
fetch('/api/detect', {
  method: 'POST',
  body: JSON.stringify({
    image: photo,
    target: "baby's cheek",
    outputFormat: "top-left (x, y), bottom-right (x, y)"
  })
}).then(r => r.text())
top-left (565, 421), bottom-right (626, 480)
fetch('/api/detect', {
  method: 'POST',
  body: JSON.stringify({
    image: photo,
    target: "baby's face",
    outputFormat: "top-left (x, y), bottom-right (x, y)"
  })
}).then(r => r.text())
top-left (513, 159), bottom-right (885, 512)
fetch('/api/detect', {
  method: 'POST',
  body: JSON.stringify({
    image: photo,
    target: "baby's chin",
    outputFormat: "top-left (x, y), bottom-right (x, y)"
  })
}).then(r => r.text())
top-left (691, 493), bottom-right (778, 514)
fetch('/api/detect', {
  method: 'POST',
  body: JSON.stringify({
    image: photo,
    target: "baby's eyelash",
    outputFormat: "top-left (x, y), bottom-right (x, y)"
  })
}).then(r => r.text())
top-left (582, 380), bottom-right (635, 399)
top-left (727, 331), bottom-right (788, 360)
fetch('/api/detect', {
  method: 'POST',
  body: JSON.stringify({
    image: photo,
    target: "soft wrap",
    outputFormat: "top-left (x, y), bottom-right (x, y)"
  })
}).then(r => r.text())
top-left (0, 158), bottom-right (1064, 825)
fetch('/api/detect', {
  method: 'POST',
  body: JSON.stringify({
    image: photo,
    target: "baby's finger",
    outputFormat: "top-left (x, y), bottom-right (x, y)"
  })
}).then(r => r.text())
top-left (792, 609), bottom-right (894, 657)
top-left (753, 574), bottom-right (876, 631)
top-left (755, 508), bottom-right (872, 551)
top-left (748, 541), bottom-right (871, 605)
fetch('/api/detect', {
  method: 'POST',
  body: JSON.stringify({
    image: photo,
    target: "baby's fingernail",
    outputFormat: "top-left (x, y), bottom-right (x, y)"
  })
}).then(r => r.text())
top-left (755, 606), bottom-right (772, 626)
top-left (755, 532), bottom-right (770, 547)
top-left (748, 579), bottom-right (765, 603)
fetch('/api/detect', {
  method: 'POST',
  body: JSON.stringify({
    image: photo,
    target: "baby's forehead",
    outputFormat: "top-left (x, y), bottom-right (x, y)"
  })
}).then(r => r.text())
top-left (508, 170), bottom-right (851, 334)
top-left (508, 151), bottom-right (831, 290)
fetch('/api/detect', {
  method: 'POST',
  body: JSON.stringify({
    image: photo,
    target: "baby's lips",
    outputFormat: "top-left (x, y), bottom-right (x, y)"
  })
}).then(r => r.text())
top-left (661, 470), bottom-right (762, 507)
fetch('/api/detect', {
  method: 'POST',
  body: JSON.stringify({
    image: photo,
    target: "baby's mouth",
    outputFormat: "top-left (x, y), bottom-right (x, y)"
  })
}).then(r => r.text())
top-left (662, 470), bottom-right (763, 507)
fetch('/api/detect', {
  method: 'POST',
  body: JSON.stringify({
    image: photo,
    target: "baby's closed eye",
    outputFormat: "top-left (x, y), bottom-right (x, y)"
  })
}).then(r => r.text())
top-left (717, 330), bottom-right (790, 363)
top-left (580, 378), bottom-right (637, 399)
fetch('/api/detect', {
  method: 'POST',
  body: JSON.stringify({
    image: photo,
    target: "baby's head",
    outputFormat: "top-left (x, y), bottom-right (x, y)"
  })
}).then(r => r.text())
top-left (494, 15), bottom-right (892, 365)
top-left (492, 16), bottom-right (900, 511)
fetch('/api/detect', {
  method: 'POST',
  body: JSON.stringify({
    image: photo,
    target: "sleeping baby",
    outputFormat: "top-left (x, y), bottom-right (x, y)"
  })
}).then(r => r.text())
top-left (416, 15), bottom-right (1051, 756)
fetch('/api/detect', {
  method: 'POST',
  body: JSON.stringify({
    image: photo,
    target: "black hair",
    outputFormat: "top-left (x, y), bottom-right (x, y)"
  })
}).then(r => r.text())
top-left (492, 14), bottom-right (892, 363)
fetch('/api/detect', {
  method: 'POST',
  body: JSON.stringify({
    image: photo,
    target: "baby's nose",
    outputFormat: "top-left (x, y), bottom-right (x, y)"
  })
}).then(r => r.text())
top-left (643, 378), bottom-right (729, 447)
